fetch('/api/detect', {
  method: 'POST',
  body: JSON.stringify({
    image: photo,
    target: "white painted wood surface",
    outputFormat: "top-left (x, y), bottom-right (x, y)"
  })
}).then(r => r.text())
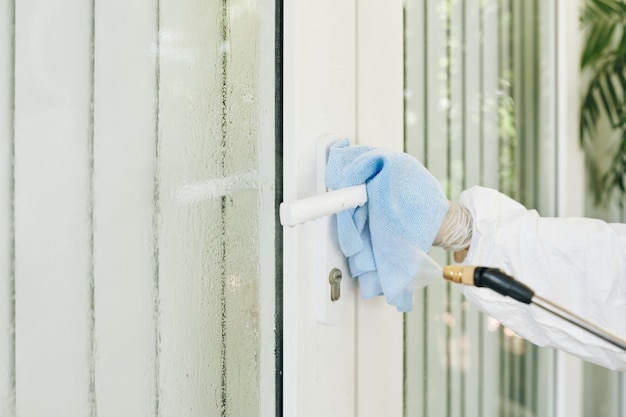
top-left (424, 0), bottom-right (450, 415)
top-left (0, 0), bottom-right (14, 415)
top-left (92, 0), bottom-right (158, 414)
top-left (257, 3), bottom-right (278, 415)
top-left (404, 1), bottom-right (427, 415)
top-left (356, 2), bottom-right (404, 417)
top-left (461, 1), bottom-right (482, 415)
top-left (283, 1), bottom-right (357, 416)
top-left (14, 1), bottom-right (94, 415)
top-left (479, 3), bottom-right (501, 417)
top-left (554, 0), bottom-right (585, 416)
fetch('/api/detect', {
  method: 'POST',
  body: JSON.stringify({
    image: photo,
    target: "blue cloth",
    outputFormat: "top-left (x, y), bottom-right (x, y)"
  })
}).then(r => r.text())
top-left (325, 139), bottom-right (449, 312)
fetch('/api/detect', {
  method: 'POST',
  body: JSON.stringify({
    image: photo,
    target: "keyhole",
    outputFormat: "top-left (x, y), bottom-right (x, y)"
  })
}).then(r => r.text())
top-left (329, 268), bottom-right (342, 302)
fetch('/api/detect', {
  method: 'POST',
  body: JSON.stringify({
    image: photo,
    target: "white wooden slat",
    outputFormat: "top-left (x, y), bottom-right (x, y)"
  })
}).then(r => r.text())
top-left (464, 0), bottom-right (482, 190)
top-left (479, 3), bottom-right (502, 414)
top-left (404, 0), bottom-right (426, 162)
top-left (0, 0), bottom-right (14, 414)
top-left (482, 0), bottom-right (500, 190)
top-left (537, 0), bottom-right (557, 216)
top-left (449, 0), bottom-right (464, 202)
top-left (617, 372), bottom-right (626, 417)
top-left (555, 352), bottom-right (583, 417)
top-left (554, 1), bottom-right (586, 416)
top-left (448, 2), bottom-right (465, 417)
top-left (92, 0), bottom-right (158, 414)
top-left (519, 0), bottom-right (538, 207)
top-left (462, 1), bottom-right (482, 416)
top-left (467, 1), bottom-right (500, 417)
top-left (404, 293), bottom-right (425, 417)
top-left (14, 0), bottom-right (94, 415)
top-left (424, 269), bottom-right (450, 415)
top-left (404, 2), bottom-right (426, 415)
top-left (582, 364), bottom-right (621, 416)
top-left (425, 0), bottom-right (450, 415)
top-left (256, 2), bottom-right (277, 415)
top-left (283, 1), bottom-right (357, 416)
top-left (555, 0), bottom-right (584, 218)
top-left (356, 2), bottom-right (404, 417)
top-left (157, 0), bottom-right (225, 414)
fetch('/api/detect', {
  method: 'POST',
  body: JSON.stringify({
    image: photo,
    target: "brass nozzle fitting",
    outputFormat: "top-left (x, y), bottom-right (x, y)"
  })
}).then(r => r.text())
top-left (442, 265), bottom-right (476, 286)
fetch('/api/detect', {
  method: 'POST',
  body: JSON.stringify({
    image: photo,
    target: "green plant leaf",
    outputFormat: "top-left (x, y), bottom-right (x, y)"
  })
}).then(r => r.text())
top-left (593, 0), bottom-right (622, 14)
top-left (580, 0), bottom-right (626, 204)
top-left (582, 23), bottom-right (617, 68)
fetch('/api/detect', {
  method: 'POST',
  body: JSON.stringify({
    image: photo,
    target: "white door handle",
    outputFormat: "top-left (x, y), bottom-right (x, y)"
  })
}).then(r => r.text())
top-left (279, 184), bottom-right (367, 227)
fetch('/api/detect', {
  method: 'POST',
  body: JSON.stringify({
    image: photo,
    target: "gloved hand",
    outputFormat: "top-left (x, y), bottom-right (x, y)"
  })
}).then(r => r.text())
top-left (433, 201), bottom-right (473, 258)
top-left (325, 139), bottom-right (449, 311)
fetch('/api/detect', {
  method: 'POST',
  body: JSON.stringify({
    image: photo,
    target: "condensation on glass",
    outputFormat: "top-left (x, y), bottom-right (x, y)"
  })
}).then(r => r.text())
top-left (0, 0), bottom-right (275, 416)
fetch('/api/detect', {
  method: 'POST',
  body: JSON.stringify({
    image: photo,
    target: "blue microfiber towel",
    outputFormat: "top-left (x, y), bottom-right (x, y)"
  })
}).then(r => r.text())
top-left (325, 139), bottom-right (449, 312)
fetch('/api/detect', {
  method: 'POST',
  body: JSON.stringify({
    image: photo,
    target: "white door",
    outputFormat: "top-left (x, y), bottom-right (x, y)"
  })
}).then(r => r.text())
top-left (281, 1), bottom-right (624, 417)
top-left (282, 1), bottom-right (404, 417)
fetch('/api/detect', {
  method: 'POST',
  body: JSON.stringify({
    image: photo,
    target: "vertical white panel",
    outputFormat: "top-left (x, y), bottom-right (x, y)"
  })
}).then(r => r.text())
top-left (157, 0), bottom-right (224, 415)
top-left (356, 1), bottom-right (403, 417)
top-left (425, 0), bottom-right (449, 416)
top-left (555, 353), bottom-right (583, 417)
top-left (283, 1), bottom-right (357, 416)
top-left (404, 2), bottom-right (426, 415)
top-left (554, 0), bottom-right (585, 411)
top-left (537, 0), bottom-right (557, 215)
top-left (617, 373), bottom-right (626, 417)
top-left (0, 0), bottom-right (14, 414)
top-left (480, 3), bottom-right (502, 415)
top-left (464, 0), bottom-right (481, 189)
top-left (14, 0), bottom-right (94, 415)
top-left (498, 0), bottom-right (517, 199)
top-left (463, 2), bottom-right (483, 417)
top-left (482, 0), bottom-right (499, 190)
top-left (357, 0), bottom-right (404, 147)
top-left (92, 0), bottom-right (158, 414)
top-left (519, 0), bottom-right (538, 207)
top-left (582, 364), bottom-right (621, 416)
top-left (555, 0), bottom-right (584, 217)
top-left (448, 1), bottom-right (464, 416)
top-left (257, 2), bottom-right (277, 415)
top-left (449, 0), bottom-right (464, 201)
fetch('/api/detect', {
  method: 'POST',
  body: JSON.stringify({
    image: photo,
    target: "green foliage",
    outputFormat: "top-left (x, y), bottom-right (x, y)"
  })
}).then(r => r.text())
top-left (580, 0), bottom-right (626, 204)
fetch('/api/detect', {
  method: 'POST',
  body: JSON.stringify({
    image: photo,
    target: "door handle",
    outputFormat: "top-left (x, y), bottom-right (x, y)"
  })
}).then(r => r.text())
top-left (279, 183), bottom-right (367, 227)
top-left (279, 134), bottom-right (361, 325)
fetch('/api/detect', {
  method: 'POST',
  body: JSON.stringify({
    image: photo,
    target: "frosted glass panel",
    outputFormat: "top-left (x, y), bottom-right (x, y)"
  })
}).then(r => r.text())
top-left (404, 1), bottom-right (556, 416)
top-left (1, 0), bottom-right (275, 416)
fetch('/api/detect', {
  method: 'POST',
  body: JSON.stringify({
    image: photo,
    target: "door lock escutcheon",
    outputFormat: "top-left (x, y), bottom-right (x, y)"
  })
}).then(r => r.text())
top-left (329, 268), bottom-right (342, 302)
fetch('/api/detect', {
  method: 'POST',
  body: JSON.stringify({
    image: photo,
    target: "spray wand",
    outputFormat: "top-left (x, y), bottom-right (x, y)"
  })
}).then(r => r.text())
top-left (443, 265), bottom-right (626, 352)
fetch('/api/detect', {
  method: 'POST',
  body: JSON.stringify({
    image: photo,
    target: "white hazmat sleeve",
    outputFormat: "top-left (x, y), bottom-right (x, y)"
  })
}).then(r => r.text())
top-left (460, 186), bottom-right (626, 371)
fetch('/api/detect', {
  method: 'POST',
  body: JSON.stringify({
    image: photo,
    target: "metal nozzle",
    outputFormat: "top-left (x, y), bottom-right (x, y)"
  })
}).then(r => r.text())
top-left (442, 265), bottom-right (476, 286)
top-left (443, 265), bottom-right (626, 351)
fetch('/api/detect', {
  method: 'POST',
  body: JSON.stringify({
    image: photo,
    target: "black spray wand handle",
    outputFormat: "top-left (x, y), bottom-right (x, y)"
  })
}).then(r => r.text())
top-left (443, 265), bottom-right (626, 352)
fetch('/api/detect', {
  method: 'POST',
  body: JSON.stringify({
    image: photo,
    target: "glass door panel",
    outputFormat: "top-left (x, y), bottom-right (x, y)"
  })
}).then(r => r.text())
top-left (404, 1), bottom-right (558, 416)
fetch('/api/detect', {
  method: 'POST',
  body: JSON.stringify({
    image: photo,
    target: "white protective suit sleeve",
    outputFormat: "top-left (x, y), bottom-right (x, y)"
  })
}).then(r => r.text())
top-left (459, 186), bottom-right (626, 371)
